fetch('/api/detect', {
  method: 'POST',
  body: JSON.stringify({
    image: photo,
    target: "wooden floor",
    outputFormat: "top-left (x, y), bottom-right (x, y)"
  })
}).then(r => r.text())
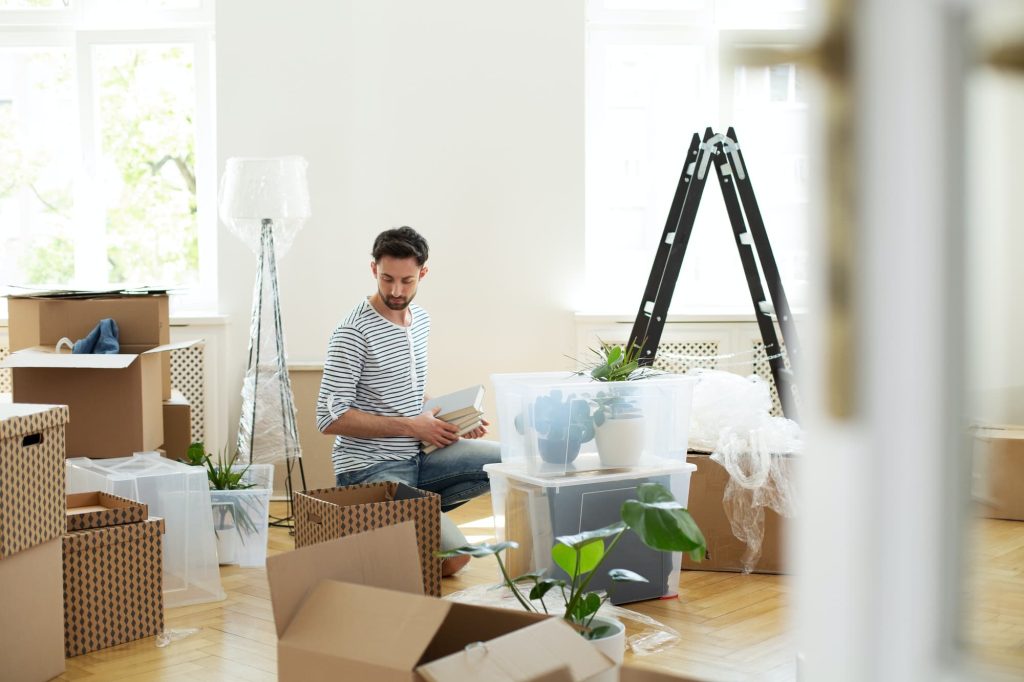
top-left (57, 499), bottom-right (1024, 681)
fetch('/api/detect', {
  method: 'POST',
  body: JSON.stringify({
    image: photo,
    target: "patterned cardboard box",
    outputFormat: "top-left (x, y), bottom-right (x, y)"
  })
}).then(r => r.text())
top-left (63, 517), bottom-right (165, 657)
top-left (294, 482), bottom-right (442, 596)
top-left (0, 403), bottom-right (68, 559)
top-left (66, 491), bottom-right (148, 532)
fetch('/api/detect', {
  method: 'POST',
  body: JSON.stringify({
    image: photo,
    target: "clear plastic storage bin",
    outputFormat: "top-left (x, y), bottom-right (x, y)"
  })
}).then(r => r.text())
top-left (491, 371), bottom-right (696, 476)
top-left (484, 457), bottom-right (697, 605)
top-left (65, 452), bottom-right (225, 607)
top-left (209, 464), bottom-right (273, 568)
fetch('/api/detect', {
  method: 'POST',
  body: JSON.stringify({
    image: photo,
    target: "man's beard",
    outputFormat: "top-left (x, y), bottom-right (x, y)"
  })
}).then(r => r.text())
top-left (380, 289), bottom-right (415, 310)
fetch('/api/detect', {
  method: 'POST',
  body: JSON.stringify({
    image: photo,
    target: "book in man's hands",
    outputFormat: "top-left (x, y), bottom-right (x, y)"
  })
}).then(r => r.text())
top-left (420, 384), bottom-right (486, 453)
top-left (422, 384), bottom-right (485, 421)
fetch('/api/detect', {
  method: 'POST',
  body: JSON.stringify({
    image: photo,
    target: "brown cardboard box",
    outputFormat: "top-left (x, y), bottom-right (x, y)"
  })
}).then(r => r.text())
top-left (266, 521), bottom-right (613, 682)
top-left (63, 516), bottom-right (165, 656)
top-left (681, 452), bottom-right (789, 574)
top-left (66, 491), bottom-right (148, 531)
top-left (8, 291), bottom-right (173, 399)
top-left (2, 339), bottom-right (199, 458)
top-left (973, 426), bottom-right (1024, 521)
top-left (618, 666), bottom-right (702, 681)
top-left (161, 389), bottom-right (192, 462)
top-left (294, 482), bottom-right (442, 596)
top-left (0, 537), bottom-right (66, 681)
top-left (0, 403), bottom-right (68, 558)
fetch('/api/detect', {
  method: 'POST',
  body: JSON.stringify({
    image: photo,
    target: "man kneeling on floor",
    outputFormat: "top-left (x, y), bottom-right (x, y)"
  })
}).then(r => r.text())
top-left (315, 226), bottom-right (500, 576)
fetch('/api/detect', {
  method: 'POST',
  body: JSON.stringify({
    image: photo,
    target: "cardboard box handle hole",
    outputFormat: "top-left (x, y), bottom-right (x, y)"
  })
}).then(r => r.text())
top-left (307, 513), bottom-right (322, 525)
top-left (22, 433), bottom-right (43, 447)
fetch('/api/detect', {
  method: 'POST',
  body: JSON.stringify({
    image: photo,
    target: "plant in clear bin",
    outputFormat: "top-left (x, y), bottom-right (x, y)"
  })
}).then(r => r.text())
top-left (514, 389), bottom-right (595, 464)
top-left (182, 443), bottom-right (261, 543)
top-left (437, 482), bottom-right (705, 641)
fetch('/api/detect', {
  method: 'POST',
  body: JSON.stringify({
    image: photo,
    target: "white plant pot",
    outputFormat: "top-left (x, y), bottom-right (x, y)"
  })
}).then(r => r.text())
top-left (216, 527), bottom-right (239, 565)
top-left (595, 416), bottom-right (646, 466)
top-left (586, 615), bottom-right (626, 665)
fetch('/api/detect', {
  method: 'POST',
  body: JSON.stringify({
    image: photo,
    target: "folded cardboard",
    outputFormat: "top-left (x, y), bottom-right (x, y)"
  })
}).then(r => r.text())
top-left (7, 291), bottom-right (173, 399)
top-left (161, 389), bottom-right (192, 462)
top-left (266, 521), bottom-right (613, 682)
top-left (63, 516), bottom-right (165, 656)
top-left (0, 538), bottom-right (66, 681)
top-left (681, 452), bottom-right (789, 574)
top-left (973, 426), bottom-right (1024, 521)
top-left (2, 339), bottom-right (200, 458)
top-left (294, 482), bottom-right (442, 596)
top-left (0, 403), bottom-right (68, 558)
top-left (66, 491), bottom-right (148, 531)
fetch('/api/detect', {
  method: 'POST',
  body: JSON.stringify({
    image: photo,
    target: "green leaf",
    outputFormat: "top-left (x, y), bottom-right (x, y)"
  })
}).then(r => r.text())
top-left (621, 497), bottom-right (706, 553)
top-left (555, 522), bottom-right (626, 549)
top-left (552, 540), bottom-right (604, 578)
top-left (636, 482), bottom-right (676, 504)
top-left (608, 568), bottom-right (649, 583)
top-left (529, 579), bottom-right (562, 601)
top-left (568, 592), bottom-right (602, 623)
top-left (585, 625), bottom-right (616, 641)
top-left (435, 541), bottom-right (518, 559)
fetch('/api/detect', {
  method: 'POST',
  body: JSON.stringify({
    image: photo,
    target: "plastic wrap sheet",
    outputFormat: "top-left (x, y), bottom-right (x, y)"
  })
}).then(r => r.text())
top-left (218, 157), bottom-right (310, 259)
top-left (235, 215), bottom-right (302, 466)
top-left (687, 368), bottom-right (802, 573)
top-left (444, 583), bottom-right (680, 655)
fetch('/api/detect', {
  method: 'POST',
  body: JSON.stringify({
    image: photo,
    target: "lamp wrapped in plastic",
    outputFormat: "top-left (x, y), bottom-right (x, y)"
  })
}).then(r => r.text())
top-left (219, 157), bottom-right (310, 467)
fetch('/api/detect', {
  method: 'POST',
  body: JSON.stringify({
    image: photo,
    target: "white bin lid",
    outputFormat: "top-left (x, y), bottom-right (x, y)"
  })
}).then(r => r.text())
top-left (484, 453), bottom-right (695, 488)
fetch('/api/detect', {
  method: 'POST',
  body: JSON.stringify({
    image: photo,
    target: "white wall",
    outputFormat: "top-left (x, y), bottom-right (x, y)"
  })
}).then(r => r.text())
top-left (215, 0), bottom-right (584, 447)
top-left (966, 70), bottom-right (1024, 425)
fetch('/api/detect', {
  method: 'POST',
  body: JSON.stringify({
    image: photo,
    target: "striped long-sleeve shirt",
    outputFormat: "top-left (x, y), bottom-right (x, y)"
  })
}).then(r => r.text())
top-left (316, 298), bottom-right (430, 475)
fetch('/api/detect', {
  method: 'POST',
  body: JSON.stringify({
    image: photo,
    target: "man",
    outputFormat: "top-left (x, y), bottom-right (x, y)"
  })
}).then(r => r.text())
top-left (316, 226), bottom-right (500, 574)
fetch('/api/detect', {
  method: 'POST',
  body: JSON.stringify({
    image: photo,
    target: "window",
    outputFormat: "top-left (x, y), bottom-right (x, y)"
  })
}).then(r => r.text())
top-left (584, 0), bottom-right (809, 314)
top-left (0, 0), bottom-right (215, 315)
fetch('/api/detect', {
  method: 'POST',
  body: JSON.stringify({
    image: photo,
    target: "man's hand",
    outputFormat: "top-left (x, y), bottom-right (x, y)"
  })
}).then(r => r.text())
top-left (462, 418), bottom-right (490, 440)
top-left (410, 407), bottom-right (460, 449)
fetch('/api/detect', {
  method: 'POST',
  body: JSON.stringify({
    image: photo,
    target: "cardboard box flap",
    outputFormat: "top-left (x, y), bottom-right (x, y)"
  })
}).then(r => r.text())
top-left (63, 517), bottom-right (165, 552)
top-left (282, 580), bottom-right (453, 672)
top-left (416, 616), bottom-right (613, 682)
top-left (1, 348), bottom-right (139, 370)
top-left (66, 491), bottom-right (148, 531)
top-left (141, 340), bottom-right (204, 355)
top-left (266, 521), bottom-right (425, 638)
top-left (0, 404), bottom-right (69, 440)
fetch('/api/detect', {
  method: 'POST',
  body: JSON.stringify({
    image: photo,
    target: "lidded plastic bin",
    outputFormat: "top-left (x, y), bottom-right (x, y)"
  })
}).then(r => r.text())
top-left (65, 452), bottom-right (225, 607)
top-left (209, 464), bottom-right (273, 568)
top-left (491, 371), bottom-right (696, 476)
top-left (484, 457), bottom-right (697, 604)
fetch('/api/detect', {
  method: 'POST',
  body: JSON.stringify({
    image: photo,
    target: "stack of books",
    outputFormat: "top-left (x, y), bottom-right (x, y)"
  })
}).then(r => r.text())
top-left (421, 384), bottom-right (485, 454)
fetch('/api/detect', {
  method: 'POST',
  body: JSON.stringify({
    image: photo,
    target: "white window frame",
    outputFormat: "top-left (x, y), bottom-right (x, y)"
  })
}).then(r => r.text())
top-left (0, 0), bottom-right (216, 317)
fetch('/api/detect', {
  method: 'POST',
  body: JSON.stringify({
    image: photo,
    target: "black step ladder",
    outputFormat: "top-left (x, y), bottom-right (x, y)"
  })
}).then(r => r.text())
top-left (626, 127), bottom-right (801, 421)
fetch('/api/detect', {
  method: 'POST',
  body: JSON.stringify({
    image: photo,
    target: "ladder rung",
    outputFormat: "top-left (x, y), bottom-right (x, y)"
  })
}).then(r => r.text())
top-left (739, 232), bottom-right (753, 245)
top-left (686, 162), bottom-right (696, 175)
top-left (758, 301), bottom-right (775, 316)
top-left (643, 301), bottom-right (655, 316)
top-left (664, 232), bottom-right (675, 245)
top-left (721, 163), bottom-right (732, 176)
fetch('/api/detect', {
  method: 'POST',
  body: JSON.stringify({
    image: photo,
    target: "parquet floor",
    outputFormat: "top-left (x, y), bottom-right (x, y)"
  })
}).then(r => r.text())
top-left (56, 498), bottom-right (1024, 681)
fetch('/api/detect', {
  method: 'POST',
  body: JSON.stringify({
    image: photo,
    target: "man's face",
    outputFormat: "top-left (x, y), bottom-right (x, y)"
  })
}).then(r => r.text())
top-left (371, 256), bottom-right (427, 310)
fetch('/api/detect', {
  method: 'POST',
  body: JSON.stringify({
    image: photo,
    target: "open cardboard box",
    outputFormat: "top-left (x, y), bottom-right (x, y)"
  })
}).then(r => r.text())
top-left (66, 491), bottom-right (148, 531)
top-left (7, 291), bottom-right (175, 398)
top-left (266, 521), bottom-right (614, 682)
top-left (2, 339), bottom-right (201, 458)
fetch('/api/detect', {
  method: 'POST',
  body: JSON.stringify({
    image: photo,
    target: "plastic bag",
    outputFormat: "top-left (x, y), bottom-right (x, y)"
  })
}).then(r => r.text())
top-left (155, 628), bottom-right (200, 648)
top-left (687, 368), bottom-right (802, 572)
top-left (444, 583), bottom-right (680, 656)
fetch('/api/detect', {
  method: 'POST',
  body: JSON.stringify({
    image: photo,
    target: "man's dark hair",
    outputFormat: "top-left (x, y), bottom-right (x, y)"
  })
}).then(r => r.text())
top-left (371, 226), bottom-right (429, 265)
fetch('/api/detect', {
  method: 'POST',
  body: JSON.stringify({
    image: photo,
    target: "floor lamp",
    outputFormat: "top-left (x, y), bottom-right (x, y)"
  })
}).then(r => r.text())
top-left (218, 157), bottom-right (310, 529)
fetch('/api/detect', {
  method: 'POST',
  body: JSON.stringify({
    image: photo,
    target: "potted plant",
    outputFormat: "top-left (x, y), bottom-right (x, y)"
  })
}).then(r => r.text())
top-left (438, 482), bottom-right (705, 663)
top-left (579, 341), bottom-right (650, 466)
top-left (514, 389), bottom-right (596, 465)
top-left (182, 443), bottom-right (272, 566)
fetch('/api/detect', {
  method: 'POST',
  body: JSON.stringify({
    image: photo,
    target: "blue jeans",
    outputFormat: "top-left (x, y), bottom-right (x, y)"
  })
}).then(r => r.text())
top-left (334, 438), bottom-right (501, 512)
